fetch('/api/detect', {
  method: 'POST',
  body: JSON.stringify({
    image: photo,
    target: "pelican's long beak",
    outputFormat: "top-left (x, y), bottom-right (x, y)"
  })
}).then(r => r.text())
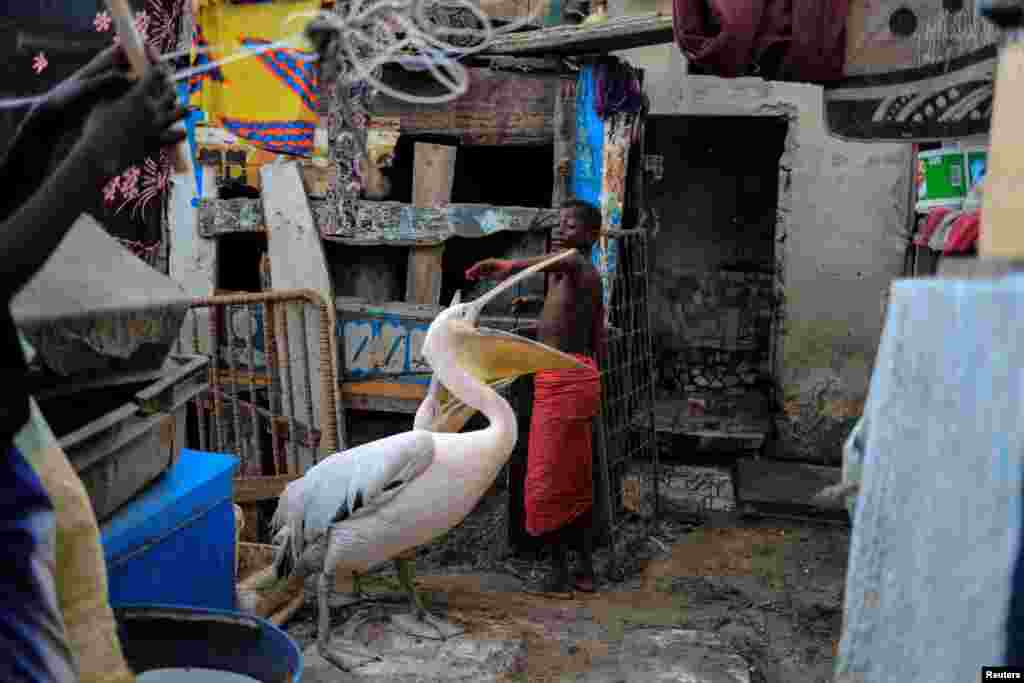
top-left (430, 251), bottom-right (589, 431)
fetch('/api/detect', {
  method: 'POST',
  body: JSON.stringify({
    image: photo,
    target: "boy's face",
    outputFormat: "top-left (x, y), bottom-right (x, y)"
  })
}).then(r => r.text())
top-left (553, 208), bottom-right (598, 250)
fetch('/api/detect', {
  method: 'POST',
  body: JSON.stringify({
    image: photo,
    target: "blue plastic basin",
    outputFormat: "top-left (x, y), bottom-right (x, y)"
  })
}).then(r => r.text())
top-left (113, 604), bottom-right (302, 683)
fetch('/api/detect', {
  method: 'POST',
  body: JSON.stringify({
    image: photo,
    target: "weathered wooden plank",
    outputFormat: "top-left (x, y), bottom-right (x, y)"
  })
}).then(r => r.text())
top-left (406, 143), bottom-right (456, 305)
top-left (338, 202), bottom-right (559, 243)
top-left (406, 246), bottom-right (445, 304)
top-left (412, 142), bottom-right (457, 208)
top-left (371, 69), bottom-right (558, 145)
top-left (261, 162), bottom-right (340, 465)
top-left (198, 197), bottom-right (560, 244)
top-left (169, 166), bottom-right (217, 356)
top-left (234, 474), bottom-right (302, 504)
top-left (481, 12), bottom-right (674, 56)
top-left (552, 77), bottom-right (577, 207)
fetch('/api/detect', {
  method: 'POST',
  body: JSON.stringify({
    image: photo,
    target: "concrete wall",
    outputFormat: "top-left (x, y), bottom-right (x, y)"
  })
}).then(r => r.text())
top-left (616, 39), bottom-right (912, 464)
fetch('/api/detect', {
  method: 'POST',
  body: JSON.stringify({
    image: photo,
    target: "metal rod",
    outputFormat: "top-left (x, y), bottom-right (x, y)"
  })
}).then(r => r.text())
top-left (278, 302), bottom-right (298, 473)
top-left (210, 306), bottom-right (227, 453)
top-left (224, 304), bottom-right (248, 468)
top-left (297, 304), bottom-right (316, 463)
top-left (244, 304), bottom-right (264, 470)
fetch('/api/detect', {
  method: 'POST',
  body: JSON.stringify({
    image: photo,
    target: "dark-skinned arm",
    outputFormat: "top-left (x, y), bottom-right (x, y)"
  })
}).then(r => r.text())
top-left (465, 249), bottom-right (587, 282)
top-left (0, 143), bottom-right (107, 301)
top-left (0, 115), bottom-right (60, 224)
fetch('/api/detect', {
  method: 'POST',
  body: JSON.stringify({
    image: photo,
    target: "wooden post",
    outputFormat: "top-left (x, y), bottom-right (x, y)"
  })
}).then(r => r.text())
top-left (261, 162), bottom-right (341, 465)
top-left (552, 77), bottom-right (577, 207)
top-left (406, 143), bottom-right (457, 305)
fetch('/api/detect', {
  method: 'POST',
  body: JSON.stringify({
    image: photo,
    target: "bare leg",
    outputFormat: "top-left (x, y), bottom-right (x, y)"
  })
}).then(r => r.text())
top-left (573, 523), bottom-right (597, 593)
top-left (389, 556), bottom-right (465, 640)
top-left (316, 570), bottom-right (381, 672)
top-left (541, 540), bottom-right (572, 592)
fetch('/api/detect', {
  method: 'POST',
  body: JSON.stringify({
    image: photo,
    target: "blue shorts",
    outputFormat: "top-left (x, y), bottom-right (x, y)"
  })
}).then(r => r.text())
top-left (0, 445), bottom-right (76, 683)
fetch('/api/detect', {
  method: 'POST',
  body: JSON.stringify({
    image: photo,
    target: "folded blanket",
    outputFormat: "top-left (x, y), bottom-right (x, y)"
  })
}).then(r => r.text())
top-left (525, 355), bottom-right (602, 537)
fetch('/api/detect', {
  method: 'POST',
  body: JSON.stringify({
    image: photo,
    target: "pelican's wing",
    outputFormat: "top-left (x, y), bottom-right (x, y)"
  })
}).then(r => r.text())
top-left (302, 430), bottom-right (435, 538)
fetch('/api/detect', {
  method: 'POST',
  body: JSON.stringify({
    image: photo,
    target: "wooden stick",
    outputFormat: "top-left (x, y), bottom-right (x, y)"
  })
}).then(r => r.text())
top-left (106, 0), bottom-right (191, 174)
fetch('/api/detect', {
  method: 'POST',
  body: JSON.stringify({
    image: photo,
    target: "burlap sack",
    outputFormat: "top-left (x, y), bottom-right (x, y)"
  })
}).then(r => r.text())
top-left (32, 441), bottom-right (136, 683)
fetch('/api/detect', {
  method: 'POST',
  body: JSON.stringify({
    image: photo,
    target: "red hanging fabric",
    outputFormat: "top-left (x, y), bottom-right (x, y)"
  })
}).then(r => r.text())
top-left (672, 0), bottom-right (850, 84)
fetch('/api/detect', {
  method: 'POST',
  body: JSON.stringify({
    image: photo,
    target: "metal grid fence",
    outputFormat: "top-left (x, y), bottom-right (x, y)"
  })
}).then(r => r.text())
top-left (595, 228), bottom-right (659, 577)
top-left (175, 290), bottom-right (343, 482)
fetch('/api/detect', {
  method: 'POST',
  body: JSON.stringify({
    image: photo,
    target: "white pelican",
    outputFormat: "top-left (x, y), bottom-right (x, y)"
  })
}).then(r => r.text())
top-left (271, 249), bottom-right (584, 671)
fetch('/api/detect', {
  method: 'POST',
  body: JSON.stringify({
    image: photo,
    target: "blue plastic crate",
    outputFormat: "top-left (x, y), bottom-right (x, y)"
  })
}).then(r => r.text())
top-left (101, 449), bottom-right (240, 611)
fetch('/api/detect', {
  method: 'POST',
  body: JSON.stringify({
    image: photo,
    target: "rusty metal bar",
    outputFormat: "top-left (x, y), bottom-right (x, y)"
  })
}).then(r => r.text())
top-left (223, 303), bottom-right (248, 468)
top-left (296, 304), bottom-right (316, 464)
top-left (262, 300), bottom-right (285, 474)
top-left (276, 302), bottom-right (298, 472)
top-left (244, 304), bottom-right (264, 469)
top-left (189, 289), bottom-right (341, 453)
top-left (209, 305), bottom-right (227, 453)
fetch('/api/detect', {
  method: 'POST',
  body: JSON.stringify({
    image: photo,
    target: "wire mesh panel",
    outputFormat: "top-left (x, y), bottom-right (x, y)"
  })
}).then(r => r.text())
top-left (176, 291), bottom-right (343, 485)
top-left (594, 228), bottom-right (658, 576)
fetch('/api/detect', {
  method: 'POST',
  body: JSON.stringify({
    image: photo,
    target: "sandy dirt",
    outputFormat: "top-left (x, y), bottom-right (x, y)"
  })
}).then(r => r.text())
top-left (278, 488), bottom-right (849, 683)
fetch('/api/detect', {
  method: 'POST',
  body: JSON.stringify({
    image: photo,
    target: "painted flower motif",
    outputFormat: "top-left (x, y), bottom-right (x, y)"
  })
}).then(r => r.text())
top-left (94, 11), bottom-right (112, 32)
top-left (102, 177), bottom-right (121, 204)
top-left (135, 11), bottom-right (150, 38)
top-left (32, 53), bottom-right (48, 74)
top-left (120, 166), bottom-right (141, 200)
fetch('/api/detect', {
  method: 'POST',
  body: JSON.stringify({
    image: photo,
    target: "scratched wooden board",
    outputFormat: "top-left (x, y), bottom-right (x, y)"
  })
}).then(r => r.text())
top-left (261, 162), bottom-right (339, 462)
top-left (406, 143), bottom-right (456, 305)
top-left (198, 197), bottom-right (559, 243)
top-left (824, 0), bottom-right (997, 141)
top-left (371, 69), bottom-right (559, 145)
top-left (336, 299), bottom-right (534, 381)
top-left (169, 167), bottom-right (218, 356)
top-left (481, 12), bottom-right (674, 56)
top-left (552, 77), bottom-right (577, 207)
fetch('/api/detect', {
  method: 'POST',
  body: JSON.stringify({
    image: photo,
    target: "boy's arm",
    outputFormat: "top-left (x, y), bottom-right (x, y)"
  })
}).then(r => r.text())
top-left (465, 250), bottom-right (588, 282)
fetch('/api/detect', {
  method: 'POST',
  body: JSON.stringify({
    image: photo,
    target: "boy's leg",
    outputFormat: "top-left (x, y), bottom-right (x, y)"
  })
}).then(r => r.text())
top-left (570, 510), bottom-right (597, 592)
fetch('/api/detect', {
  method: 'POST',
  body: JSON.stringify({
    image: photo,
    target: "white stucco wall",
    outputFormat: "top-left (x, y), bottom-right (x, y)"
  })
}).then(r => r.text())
top-left (617, 41), bottom-right (912, 461)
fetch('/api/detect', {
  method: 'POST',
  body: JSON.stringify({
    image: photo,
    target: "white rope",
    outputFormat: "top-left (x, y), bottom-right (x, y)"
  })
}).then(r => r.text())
top-left (1, 1), bottom-right (540, 111)
top-left (294, 0), bottom-right (543, 104)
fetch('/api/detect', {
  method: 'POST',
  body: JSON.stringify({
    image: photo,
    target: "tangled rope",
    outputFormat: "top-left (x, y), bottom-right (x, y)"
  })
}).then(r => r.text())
top-left (300, 0), bottom-right (542, 104)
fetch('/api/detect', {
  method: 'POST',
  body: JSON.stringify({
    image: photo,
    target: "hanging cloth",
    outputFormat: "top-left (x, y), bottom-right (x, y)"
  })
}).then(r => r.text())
top-left (190, 0), bottom-right (322, 157)
top-left (672, 0), bottom-right (849, 83)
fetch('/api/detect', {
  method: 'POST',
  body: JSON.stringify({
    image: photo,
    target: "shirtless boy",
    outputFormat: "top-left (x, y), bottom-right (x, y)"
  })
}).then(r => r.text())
top-left (466, 199), bottom-right (605, 593)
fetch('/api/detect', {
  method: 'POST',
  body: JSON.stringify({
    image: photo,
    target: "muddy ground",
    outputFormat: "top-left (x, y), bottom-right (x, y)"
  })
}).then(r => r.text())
top-left (280, 459), bottom-right (849, 683)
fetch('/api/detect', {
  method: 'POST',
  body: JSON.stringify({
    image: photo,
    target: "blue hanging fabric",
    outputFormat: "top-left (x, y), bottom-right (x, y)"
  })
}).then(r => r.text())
top-left (178, 82), bottom-right (204, 207)
top-left (572, 63), bottom-right (604, 208)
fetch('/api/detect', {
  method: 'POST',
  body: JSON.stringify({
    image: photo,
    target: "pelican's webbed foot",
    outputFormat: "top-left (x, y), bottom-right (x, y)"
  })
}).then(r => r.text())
top-left (390, 555), bottom-right (465, 641)
top-left (317, 572), bottom-right (381, 671)
top-left (390, 611), bottom-right (465, 640)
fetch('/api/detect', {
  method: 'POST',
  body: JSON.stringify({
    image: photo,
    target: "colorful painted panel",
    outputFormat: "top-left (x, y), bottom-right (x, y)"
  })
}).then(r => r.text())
top-left (340, 316), bottom-right (432, 382)
top-left (190, 0), bottom-right (322, 156)
top-left (370, 71), bottom-right (558, 146)
top-left (824, 1), bottom-right (996, 141)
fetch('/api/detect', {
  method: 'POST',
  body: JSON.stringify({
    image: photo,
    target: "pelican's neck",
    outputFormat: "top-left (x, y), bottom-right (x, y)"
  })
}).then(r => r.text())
top-left (436, 349), bottom-right (517, 463)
